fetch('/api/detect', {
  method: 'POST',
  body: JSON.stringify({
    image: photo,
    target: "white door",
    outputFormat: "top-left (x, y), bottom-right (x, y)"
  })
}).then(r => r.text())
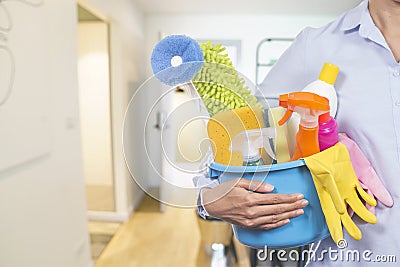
top-left (124, 69), bottom-right (210, 211)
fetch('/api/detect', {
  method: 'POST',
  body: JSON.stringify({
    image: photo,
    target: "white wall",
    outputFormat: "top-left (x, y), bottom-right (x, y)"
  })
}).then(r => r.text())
top-left (80, 0), bottom-right (146, 215)
top-left (144, 14), bottom-right (336, 187)
top-left (0, 1), bottom-right (91, 267)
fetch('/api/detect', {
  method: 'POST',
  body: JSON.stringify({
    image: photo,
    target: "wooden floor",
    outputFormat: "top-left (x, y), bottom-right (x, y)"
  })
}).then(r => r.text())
top-left (95, 193), bottom-right (251, 267)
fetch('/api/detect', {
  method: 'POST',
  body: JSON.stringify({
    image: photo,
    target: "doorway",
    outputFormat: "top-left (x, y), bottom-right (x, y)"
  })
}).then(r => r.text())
top-left (77, 5), bottom-right (115, 212)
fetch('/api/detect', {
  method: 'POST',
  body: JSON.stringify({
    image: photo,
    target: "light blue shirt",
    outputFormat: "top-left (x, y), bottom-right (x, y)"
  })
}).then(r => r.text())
top-left (260, 0), bottom-right (399, 265)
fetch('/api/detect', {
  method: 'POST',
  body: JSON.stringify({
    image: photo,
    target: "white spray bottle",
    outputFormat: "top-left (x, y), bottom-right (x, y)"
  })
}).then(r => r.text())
top-left (285, 62), bottom-right (340, 157)
top-left (230, 128), bottom-right (276, 166)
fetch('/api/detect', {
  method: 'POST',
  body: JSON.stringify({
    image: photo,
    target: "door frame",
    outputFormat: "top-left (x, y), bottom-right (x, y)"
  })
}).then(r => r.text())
top-left (77, 0), bottom-right (138, 222)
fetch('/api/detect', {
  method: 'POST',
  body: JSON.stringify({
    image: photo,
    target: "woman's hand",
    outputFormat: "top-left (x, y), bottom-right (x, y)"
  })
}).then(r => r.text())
top-left (202, 178), bottom-right (309, 230)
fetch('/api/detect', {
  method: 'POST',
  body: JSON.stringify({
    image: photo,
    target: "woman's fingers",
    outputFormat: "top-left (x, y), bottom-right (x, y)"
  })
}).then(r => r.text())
top-left (244, 199), bottom-right (309, 219)
top-left (260, 219), bottom-right (291, 230)
top-left (251, 192), bottom-right (304, 205)
top-left (236, 178), bottom-right (274, 193)
top-left (252, 209), bottom-right (305, 229)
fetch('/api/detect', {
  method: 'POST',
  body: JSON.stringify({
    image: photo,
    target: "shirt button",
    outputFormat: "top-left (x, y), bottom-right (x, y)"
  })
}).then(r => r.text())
top-left (396, 101), bottom-right (400, 106)
top-left (394, 71), bottom-right (400, 77)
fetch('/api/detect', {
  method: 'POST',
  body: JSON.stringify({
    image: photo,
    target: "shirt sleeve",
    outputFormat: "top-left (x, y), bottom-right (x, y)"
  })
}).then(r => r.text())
top-left (193, 150), bottom-right (220, 219)
top-left (257, 28), bottom-right (311, 107)
top-left (194, 177), bottom-right (219, 219)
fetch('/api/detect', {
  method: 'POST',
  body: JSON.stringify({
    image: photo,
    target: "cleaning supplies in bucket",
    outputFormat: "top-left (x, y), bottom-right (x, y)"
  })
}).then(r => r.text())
top-left (278, 92), bottom-right (330, 160)
top-left (207, 104), bottom-right (330, 248)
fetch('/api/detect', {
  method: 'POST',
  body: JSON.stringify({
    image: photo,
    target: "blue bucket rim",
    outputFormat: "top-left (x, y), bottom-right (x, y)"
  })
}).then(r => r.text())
top-left (209, 159), bottom-right (306, 173)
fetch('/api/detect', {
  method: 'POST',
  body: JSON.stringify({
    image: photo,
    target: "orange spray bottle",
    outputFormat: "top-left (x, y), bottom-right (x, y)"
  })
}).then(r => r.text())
top-left (278, 92), bottom-right (330, 160)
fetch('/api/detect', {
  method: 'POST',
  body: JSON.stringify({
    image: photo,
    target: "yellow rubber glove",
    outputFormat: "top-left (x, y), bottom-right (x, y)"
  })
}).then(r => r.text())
top-left (311, 173), bottom-right (367, 242)
top-left (304, 143), bottom-right (377, 243)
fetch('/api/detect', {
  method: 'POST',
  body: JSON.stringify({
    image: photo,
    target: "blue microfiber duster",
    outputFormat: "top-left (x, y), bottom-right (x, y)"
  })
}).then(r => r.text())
top-left (151, 35), bottom-right (204, 86)
top-left (150, 35), bottom-right (261, 117)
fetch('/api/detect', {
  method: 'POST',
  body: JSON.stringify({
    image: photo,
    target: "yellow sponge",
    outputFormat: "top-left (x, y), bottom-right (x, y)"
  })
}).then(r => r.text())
top-left (207, 106), bottom-right (266, 166)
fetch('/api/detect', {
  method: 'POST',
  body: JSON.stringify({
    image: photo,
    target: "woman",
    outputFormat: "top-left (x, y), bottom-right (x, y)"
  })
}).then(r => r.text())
top-left (198, 0), bottom-right (399, 265)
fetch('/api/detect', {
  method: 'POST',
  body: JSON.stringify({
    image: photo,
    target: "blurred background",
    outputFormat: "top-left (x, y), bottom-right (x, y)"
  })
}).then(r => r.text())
top-left (0, 0), bottom-right (361, 266)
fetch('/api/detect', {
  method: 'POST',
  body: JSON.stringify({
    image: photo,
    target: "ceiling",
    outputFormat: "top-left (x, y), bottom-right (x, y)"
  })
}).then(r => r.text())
top-left (133, 0), bottom-right (363, 16)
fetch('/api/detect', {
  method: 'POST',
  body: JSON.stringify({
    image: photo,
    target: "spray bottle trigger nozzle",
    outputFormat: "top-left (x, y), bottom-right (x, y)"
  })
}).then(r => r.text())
top-left (259, 127), bottom-right (276, 160)
top-left (263, 138), bottom-right (276, 160)
top-left (230, 128), bottom-right (277, 163)
top-left (278, 109), bottom-right (293, 126)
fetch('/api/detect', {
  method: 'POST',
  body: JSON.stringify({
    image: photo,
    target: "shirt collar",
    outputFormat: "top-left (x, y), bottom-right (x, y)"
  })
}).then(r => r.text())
top-left (341, 0), bottom-right (392, 57)
top-left (340, 0), bottom-right (369, 31)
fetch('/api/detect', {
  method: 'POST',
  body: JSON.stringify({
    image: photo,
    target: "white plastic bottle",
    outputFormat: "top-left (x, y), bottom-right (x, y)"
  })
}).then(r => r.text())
top-left (302, 62), bottom-right (340, 117)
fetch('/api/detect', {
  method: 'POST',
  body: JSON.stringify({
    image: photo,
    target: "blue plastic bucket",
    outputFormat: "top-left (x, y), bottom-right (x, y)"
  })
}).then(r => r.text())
top-left (209, 160), bottom-right (330, 249)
